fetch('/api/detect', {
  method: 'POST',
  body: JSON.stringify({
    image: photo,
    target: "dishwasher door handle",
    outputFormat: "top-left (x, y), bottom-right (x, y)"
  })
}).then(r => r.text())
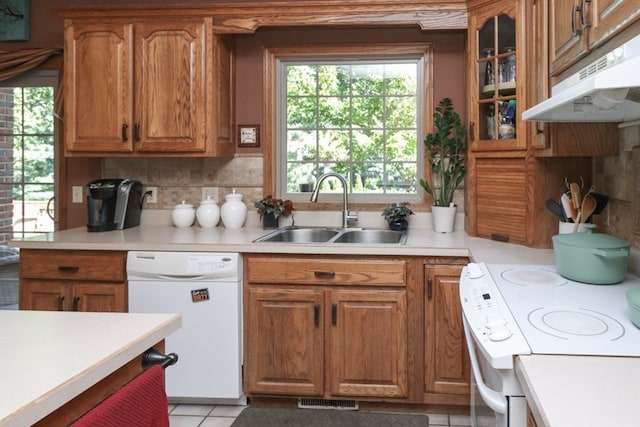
top-left (156, 274), bottom-right (207, 281)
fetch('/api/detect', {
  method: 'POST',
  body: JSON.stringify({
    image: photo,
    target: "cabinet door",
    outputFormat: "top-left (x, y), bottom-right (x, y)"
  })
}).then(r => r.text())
top-left (588, 0), bottom-right (640, 49)
top-left (424, 265), bottom-right (469, 399)
top-left (134, 20), bottom-right (207, 153)
top-left (73, 282), bottom-right (127, 312)
top-left (244, 288), bottom-right (324, 396)
top-left (64, 22), bottom-right (134, 153)
top-left (329, 290), bottom-right (408, 398)
top-left (549, 0), bottom-right (588, 74)
top-left (20, 280), bottom-right (70, 311)
top-left (469, 2), bottom-right (523, 151)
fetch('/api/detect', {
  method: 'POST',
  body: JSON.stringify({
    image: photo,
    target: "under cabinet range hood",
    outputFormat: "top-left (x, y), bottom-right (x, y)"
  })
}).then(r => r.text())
top-left (523, 33), bottom-right (640, 123)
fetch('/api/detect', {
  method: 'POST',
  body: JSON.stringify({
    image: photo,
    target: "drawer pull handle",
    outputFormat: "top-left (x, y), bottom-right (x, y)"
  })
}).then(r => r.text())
top-left (314, 304), bottom-right (320, 327)
top-left (72, 296), bottom-right (80, 311)
top-left (314, 271), bottom-right (335, 278)
top-left (57, 296), bottom-right (65, 311)
top-left (331, 303), bottom-right (337, 325)
top-left (58, 266), bottom-right (80, 273)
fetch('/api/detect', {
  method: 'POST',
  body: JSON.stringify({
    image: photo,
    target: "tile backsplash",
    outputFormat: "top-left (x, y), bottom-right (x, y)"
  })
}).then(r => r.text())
top-left (104, 155), bottom-right (264, 209)
top-left (593, 124), bottom-right (640, 248)
top-left (105, 123), bottom-right (640, 249)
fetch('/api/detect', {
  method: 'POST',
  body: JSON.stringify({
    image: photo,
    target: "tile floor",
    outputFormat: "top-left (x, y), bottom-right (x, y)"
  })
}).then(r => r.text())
top-left (168, 404), bottom-right (479, 427)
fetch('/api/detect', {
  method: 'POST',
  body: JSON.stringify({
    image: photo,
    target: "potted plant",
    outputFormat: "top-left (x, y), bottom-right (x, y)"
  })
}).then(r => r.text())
top-left (254, 195), bottom-right (294, 229)
top-left (382, 202), bottom-right (414, 231)
top-left (419, 97), bottom-right (467, 232)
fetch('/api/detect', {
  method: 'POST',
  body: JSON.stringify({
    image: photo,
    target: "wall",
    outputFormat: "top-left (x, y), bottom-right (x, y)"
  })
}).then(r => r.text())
top-left (4, 1), bottom-right (638, 249)
top-left (103, 27), bottom-right (466, 213)
top-left (593, 125), bottom-right (640, 247)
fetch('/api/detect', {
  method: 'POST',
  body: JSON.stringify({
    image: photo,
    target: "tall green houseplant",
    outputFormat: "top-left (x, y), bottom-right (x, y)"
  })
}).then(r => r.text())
top-left (420, 97), bottom-right (468, 207)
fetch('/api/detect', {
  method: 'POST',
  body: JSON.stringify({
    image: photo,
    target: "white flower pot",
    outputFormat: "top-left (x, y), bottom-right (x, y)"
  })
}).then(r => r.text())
top-left (432, 205), bottom-right (456, 233)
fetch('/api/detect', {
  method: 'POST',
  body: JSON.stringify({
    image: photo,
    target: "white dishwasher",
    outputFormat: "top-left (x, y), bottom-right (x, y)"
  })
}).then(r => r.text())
top-left (127, 251), bottom-right (244, 404)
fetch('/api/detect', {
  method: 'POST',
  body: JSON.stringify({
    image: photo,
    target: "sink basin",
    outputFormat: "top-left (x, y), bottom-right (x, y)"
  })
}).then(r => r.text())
top-left (254, 227), bottom-right (407, 245)
top-left (254, 227), bottom-right (340, 243)
top-left (332, 229), bottom-right (407, 244)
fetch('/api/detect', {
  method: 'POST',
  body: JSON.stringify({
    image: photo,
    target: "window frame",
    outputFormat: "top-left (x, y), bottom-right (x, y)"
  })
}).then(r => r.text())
top-left (0, 68), bottom-right (59, 241)
top-left (263, 43), bottom-right (434, 208)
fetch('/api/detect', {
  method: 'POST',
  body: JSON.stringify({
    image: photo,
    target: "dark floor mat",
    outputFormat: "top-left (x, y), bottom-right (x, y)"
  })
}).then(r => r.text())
top-left (231, 407), bottom-right (429, 427)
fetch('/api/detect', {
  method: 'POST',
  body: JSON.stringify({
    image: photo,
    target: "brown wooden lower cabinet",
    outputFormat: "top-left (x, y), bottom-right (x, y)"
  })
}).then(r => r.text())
top-left (19, 249), bottom-right (127, 312)
top-left (244, 253), bottom-right (470, 408)
top-left (244, 254), bottom-right (408, 399)
top-left (424, 261), bottom-right (470, 406)
top-left (527, 404), bottom-right (538, 427)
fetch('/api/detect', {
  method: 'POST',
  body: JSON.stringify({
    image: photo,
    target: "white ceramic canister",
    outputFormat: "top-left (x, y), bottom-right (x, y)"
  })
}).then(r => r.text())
top-left (196, 196), bottom-right (220, 228)
top-left (172, 201), bottom-right (196, 228)
top-left (220, 189), bottom-right (247, 229)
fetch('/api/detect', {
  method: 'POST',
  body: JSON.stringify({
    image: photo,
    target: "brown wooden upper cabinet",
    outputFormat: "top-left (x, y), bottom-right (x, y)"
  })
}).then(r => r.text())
top-left (63, 16), bottom-right (234, 157)
top-left (550, 0), bottom-right (640, 74)
top-left (468, 2), bottom-right (524, 152)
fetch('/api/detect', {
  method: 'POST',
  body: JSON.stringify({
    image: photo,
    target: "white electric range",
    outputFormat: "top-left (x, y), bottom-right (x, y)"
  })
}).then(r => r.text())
top-left (460, 262), bottom-right (640, 427)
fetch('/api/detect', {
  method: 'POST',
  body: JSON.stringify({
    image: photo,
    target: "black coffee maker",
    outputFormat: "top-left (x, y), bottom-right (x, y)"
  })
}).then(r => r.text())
top-left (86, 178), bottom-right (144, 232)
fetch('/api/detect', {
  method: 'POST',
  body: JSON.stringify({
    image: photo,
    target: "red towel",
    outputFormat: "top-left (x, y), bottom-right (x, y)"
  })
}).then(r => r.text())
top-left (71, 365), bottom-right (169, 427)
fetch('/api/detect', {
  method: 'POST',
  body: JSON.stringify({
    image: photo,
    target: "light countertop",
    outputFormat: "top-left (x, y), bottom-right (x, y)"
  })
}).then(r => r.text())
top-left (8, 210), bottom-right (558, 265)
top-left (516, 355), bottom-right (640, 427)
top-left (0, 311), bottom-right (181, 427)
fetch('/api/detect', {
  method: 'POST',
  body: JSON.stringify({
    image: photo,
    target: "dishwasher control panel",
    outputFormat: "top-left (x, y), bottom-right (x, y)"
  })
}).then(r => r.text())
top-left (127, 252), bottom-right (241, 281)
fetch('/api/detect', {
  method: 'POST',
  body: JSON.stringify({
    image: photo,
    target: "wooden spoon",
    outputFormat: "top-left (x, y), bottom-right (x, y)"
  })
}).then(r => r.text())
top-left (573, 193), bottom-right (596, 232)
top-left (569, 182), bottom-right (582, 211)
top-left (580, 193), bottom-right (597, 224)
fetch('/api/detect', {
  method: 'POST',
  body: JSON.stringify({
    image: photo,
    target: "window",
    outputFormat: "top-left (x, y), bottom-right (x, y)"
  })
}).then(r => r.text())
top-left (0, 69), bottom-right (58, 244)
top-left (271, 44), bottom-right (432, 204)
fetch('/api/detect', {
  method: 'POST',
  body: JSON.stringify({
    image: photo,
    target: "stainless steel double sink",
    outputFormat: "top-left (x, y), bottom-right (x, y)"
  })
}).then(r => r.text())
top-left (253, 226), bottom-right (408, 245)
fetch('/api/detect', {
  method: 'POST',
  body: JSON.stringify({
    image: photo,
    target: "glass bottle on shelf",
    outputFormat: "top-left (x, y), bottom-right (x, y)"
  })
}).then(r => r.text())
top-left (482, 48), bottom-right (494, 86)
top-left (500, 47), bottom-right (516, 84)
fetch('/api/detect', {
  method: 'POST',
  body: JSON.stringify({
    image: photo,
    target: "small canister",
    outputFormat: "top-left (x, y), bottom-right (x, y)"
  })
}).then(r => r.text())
top-left (220, 190), bottom-right (247, 229)
top-left (197, 196), bottom-right (220, 228)
top-left (171, 201), bottom-right (195, 228)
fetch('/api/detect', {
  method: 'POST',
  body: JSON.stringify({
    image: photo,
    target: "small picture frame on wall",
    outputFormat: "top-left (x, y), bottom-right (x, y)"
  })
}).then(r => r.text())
top-left (238, 125), bottom-right (260, 147)
top-left (0, 0), bottom-right (30, 41)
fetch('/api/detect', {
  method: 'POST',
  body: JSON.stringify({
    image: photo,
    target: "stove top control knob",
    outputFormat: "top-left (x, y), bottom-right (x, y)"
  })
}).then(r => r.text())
top-left (484, 313), bottom-right (513, 341)
top-left (467, 263), bottom-right (484, 279)
top-left (488, 324), bottom-right (513, 341)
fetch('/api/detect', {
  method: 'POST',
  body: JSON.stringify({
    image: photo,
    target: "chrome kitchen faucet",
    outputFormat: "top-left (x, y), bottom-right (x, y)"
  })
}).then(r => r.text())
top-left (310, 172), bottom-right (358, 228)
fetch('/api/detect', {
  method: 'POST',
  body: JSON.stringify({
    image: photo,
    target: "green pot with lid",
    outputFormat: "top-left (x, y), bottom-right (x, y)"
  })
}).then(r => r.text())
top-left (552, 224), bottom-right (630, 284)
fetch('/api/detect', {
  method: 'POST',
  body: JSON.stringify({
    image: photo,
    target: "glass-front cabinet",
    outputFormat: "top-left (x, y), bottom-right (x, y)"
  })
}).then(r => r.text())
top-left (469, 2), bottom-right (524, 151)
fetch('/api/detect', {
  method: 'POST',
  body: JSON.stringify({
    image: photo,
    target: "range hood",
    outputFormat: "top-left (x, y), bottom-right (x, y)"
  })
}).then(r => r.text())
top-left (522, 33), bottom-right (640, 123)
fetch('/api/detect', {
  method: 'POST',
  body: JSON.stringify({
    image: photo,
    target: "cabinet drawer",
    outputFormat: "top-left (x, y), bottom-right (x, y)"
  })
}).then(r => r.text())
top-left (247, 256), bottom-right (406, 286)
top-left (20, 250), bottom-right (126, 281)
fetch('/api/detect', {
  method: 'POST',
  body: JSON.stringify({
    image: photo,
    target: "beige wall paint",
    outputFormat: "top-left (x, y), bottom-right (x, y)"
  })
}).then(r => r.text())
top-left (3, 1), bottom-right (637, 249)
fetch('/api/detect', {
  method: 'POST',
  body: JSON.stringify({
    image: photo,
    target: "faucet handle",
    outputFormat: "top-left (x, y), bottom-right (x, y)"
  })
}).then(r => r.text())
top-left (346, 210), bottom-right (359, 226)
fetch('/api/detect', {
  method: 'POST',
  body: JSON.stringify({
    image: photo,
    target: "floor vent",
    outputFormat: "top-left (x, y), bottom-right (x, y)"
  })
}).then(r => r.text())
top-left (297, 398), bottom-right (359, 410)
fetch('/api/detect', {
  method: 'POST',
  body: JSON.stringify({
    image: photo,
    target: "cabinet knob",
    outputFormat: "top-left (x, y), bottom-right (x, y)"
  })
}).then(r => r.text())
top-left (331, 303), bottom-right (338, 325)
top-left (314, 304), bottom-right (320, 327)
top-left (314, 271), bottom-right (335, 279)
top-left (58, 266), bottom-right (79, 273)
top-left (122, 124), bottom-right (128, 142)
top-left (134, 123), bottom-right (141, 141)
top-left (72, 296), bottom-right (81, 311)
top-left (571, 4), bottom-right (582, 36)
top-left (57, 296), bottom-right (65, 311)
top-left (581, 0), bottom-right (591, 29)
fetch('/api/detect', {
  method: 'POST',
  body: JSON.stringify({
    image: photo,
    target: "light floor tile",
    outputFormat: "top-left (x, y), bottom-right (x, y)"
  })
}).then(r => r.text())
top-left (426, 413), bottom-right (450, 426)
top-left (210, 405), bottom-right (247, 417)
top-left (169, 415), bottom-right (204, 427)
top-left (449, 413), bottom-right (472, 426)
top-left (200, 417), bottom-right (236, 427)
top-left (171, 404), bottom-right (215, 416)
